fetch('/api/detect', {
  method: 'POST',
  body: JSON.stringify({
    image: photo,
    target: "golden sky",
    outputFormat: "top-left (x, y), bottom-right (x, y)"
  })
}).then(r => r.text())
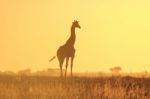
top-left (0, 0), bottom-right (150, 72)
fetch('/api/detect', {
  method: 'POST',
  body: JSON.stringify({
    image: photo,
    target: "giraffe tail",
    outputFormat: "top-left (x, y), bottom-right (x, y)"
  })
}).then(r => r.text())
top-left (49, 56), bottom-right (56, 62)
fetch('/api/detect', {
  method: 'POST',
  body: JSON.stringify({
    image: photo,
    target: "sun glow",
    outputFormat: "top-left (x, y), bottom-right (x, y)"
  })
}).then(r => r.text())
top-left (0, 0), bottom-right (150, 73)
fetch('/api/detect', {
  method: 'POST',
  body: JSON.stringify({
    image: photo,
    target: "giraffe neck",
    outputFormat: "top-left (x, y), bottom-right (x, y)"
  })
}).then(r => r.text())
top-left (71, 26), bottom-right (75, 39)
top-left (65, 25), bottom-right (76, 47)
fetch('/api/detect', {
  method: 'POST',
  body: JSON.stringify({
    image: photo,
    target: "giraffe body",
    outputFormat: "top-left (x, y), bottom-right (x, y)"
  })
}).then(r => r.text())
top-left (56, 20), bottom-right (81, 77)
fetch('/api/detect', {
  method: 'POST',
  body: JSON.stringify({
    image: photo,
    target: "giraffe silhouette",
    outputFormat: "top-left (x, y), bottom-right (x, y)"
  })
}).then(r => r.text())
top-left (49, 20), bottom-right (81, 77)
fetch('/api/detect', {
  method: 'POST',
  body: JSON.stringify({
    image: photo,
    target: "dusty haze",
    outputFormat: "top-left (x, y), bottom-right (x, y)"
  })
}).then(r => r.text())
top-left (0, 0), bottom-right (150, 72)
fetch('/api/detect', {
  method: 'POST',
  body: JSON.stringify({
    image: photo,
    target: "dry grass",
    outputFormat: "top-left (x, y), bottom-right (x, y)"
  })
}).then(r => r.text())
top-left (0, 75), bottom-right (149, 99)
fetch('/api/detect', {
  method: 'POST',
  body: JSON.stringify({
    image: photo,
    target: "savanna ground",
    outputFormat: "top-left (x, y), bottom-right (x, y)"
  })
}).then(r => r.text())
top-left (0, 74), bottom-right (150, 99)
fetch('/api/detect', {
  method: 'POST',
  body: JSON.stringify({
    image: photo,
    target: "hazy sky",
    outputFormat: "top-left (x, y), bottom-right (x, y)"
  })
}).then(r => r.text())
top-left (0, 0), bottom-right (150, 72)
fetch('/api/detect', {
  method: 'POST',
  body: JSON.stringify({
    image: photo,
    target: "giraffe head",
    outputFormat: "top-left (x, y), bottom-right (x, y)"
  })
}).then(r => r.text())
top-left (72, 20), bottom-right (81, 29)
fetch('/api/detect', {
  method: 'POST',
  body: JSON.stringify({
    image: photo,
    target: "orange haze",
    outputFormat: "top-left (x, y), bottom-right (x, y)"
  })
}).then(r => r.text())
top-left (0, 0), bottom-right (150, 73)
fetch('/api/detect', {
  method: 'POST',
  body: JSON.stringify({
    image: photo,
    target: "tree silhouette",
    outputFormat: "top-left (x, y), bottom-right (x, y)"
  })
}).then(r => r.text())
top-left (110, 66), bottom-right (122, 74)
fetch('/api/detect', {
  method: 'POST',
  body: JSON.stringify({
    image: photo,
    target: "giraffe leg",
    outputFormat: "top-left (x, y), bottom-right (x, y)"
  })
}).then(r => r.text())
top-left (59, 59), bottom-right (64, 77)
top-left (71, 57), bottom-right (74, 77)
top-left (60, 63), bottom-right (63, 77)
top-left (65, 57), bottom-right (69, 77)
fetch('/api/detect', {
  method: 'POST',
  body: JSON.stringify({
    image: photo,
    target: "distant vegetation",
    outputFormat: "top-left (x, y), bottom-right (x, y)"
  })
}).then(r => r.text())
top-left (110, 66), bottom-right (122, 75)
top-left (0, 68), bottom-right (149, 78)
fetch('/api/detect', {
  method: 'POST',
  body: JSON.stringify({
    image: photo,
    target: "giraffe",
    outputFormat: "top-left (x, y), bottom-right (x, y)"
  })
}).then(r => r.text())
top-left (49, 20), bottom-right (81, 77)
